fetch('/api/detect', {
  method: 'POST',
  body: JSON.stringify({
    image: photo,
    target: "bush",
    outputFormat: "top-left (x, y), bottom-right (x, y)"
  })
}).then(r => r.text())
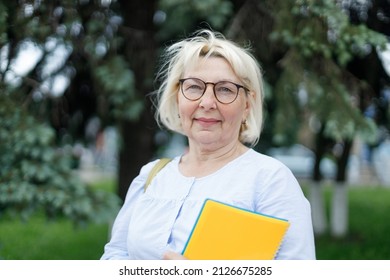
top-left (0, 96), bottom-right (121, 226)
top-left (0, 179), bottom-right (117, 260)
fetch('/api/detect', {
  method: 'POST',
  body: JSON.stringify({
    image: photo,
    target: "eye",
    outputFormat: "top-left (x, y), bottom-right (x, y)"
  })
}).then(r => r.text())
top-left (218, 87), bottom-right (234, 93)
top-left (187, 84), bottom-right (203, 90)
top-left (216, 83), bottom-right (236, 94)
top-left (182, 79), bottom-right (204, 92)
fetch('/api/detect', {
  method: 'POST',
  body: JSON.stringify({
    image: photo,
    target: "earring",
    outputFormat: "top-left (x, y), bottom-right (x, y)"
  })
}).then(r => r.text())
top-left (241, 120), bottom-right (248, 132)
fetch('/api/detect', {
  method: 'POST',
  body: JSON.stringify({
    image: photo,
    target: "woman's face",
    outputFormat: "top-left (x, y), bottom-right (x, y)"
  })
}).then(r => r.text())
top-left (177, 56), bottom-right (250, 150)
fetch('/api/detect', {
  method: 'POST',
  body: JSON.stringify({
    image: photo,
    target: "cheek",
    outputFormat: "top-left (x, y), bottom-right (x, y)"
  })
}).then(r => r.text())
top-left (178, 95), bottom-right (196, 117)
top-left (224, 104), bottom-right (247, 125)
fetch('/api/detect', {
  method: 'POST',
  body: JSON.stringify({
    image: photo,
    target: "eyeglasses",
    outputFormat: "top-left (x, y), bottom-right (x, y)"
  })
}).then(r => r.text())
top-left (179, 78), bottom-right (249, 104)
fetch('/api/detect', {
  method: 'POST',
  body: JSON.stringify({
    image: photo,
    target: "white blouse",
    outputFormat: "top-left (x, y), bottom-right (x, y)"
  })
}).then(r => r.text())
top-left (101, 149), bottom-right (316, 260)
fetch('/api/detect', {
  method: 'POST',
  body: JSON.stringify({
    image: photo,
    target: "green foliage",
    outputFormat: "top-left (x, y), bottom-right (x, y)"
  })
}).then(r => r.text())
top-left (1, 1), bottom-right (140, 122)
top-left (1, 0), bottom-right (388, 223)
top-left (158, 0), bottom-right (233, 40)
top-left (0, 1), bottom-right (134, 224)
top-left (268, 0), bottom-right (387, 144)
top-left (94, 56), bottom-right (141, 121)
top-left (272, 66), bottom-right (302, 145)
top-left (271, 0), bottom-right (387, 66)
top-left (0, 2), bottom-right (7, 45)
top-left (0, 96), bottom-right (121, 226)
top-left (69, 3), bottom-right (140, 123)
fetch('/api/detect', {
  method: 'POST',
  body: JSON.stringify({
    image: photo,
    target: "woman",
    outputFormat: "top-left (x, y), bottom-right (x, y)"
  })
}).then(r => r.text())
top-left (101, 29), bottom-right (316, 260)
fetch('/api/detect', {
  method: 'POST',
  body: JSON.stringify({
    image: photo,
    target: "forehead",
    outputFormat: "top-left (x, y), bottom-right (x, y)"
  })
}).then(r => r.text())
top-left (183, 56), bottom-right (239, 81)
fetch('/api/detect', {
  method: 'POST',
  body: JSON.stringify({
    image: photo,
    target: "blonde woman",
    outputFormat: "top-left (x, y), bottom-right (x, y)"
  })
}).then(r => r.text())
top-left (101, 29), bottom-right (315, 260)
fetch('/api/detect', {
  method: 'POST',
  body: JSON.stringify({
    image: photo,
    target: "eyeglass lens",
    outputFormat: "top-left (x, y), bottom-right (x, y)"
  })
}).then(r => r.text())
top-left (180, 78), bottom-right (241, 104)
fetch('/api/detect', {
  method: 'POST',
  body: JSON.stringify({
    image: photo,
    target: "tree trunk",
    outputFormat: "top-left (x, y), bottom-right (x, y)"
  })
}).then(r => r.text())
top-left (329, 141), bottom-right (352, 238)
top-left (310, 124), bottom-right (330, 236)
top-left (309, 181), bottom-right (328, 235)
top-left (330, 183), bottom-right (348, 237)
top-left (335, 140), bottom-right (352, 182)
top-left (116, 0), bottom-right (158, 201)
top-left (118, 115), bottom-right (155, 201)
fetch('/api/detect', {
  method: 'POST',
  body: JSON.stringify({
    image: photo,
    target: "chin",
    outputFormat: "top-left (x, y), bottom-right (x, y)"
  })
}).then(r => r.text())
top-left (194, 133), bottom-right (219, 143)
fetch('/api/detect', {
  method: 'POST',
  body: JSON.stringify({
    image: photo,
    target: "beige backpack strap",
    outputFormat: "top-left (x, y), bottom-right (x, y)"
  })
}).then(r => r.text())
top-left (144, 158), bottom-right (172, 192)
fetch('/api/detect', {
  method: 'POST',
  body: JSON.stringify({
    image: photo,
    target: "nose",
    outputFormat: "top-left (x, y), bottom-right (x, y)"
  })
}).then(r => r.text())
top-left (199, 84), bottom-right (217, 109)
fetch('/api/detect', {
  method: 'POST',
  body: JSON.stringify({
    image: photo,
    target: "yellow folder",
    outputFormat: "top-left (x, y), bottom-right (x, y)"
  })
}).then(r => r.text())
top-left (182, 199), bottom-right (290, 260)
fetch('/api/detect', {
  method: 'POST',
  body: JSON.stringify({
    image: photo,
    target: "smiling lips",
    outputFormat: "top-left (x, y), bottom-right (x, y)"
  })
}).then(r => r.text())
top-left (194, 117), bottom-right (221, 127)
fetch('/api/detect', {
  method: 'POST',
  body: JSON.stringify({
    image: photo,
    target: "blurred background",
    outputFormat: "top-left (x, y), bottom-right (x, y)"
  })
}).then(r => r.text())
top-left (0, 0), bottom-right (389, 260)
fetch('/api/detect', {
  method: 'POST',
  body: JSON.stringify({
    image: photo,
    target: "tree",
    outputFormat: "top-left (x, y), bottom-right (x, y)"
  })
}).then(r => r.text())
top-left (227, 0), bottom-right (388, 237)
top-left (0, 0), bottom-right (235, 223)
top-left (2, 0), bottom-right (388, 235)
top-left (0, 0), bottom-right (125, 225)
top-left (0, 95), bottom-right (120, 225)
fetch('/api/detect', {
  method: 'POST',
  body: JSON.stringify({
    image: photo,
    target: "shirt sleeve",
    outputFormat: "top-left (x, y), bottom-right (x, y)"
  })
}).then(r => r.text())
top-left (100, 160), bottom-right (158, 260)
top-left (255, 160), bottom-right (316, 260)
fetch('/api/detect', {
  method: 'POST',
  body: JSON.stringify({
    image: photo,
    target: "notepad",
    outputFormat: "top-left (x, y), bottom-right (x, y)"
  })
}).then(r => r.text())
top-left (182, 199), bottom-right (290, 260)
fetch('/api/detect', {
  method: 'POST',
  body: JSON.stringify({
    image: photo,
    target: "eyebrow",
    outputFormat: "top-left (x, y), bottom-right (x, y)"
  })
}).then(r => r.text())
top-left (185, 76), bottom-right (242, 84)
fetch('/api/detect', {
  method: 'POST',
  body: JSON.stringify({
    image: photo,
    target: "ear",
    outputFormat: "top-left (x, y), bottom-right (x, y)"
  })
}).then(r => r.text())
top-left (243, 91), bottom-right (254, 119)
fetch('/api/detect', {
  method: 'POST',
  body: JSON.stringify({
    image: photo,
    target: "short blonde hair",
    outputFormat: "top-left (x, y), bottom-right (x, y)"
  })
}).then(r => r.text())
top-left (154, 29), bottom-right (264, 146)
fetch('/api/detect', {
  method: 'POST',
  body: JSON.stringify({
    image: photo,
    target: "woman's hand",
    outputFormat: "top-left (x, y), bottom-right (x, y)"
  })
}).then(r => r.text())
top-left (162, 251), bottom-right (188, 260)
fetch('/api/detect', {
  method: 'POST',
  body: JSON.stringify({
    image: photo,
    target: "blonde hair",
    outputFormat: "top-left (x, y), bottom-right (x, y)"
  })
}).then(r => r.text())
top-left (154, 29), bottom-right (264, 146)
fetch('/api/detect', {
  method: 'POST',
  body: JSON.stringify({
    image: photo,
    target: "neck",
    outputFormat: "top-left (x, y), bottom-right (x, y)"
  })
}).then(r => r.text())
top-left (190, 140), bottom-right (246, 160)
top-left (179, 140), bottom-right (248, 177)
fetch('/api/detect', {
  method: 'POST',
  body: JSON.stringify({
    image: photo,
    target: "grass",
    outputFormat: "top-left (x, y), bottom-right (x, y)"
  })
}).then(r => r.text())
top-left (0, 178), bottom-right (116, 260)
top-left (314, 185), bottom-right (390, 260)
top-left (0, 214), bottom-right (109, 260)
top-left (1, 179), bottom-right (389, 259)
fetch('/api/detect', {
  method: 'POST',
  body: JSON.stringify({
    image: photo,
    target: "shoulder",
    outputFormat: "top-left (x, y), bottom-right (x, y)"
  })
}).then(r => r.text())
top-left (133, 157), bottom-right (178, 189)
top-left (121, 159), bottom-right (163, 202)
top-left (138, 159), bottom-right (161, 180)
top-left (241, 149), bottom-right (293, 175)
top-left (240, 149), bottom-right (301, 195)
